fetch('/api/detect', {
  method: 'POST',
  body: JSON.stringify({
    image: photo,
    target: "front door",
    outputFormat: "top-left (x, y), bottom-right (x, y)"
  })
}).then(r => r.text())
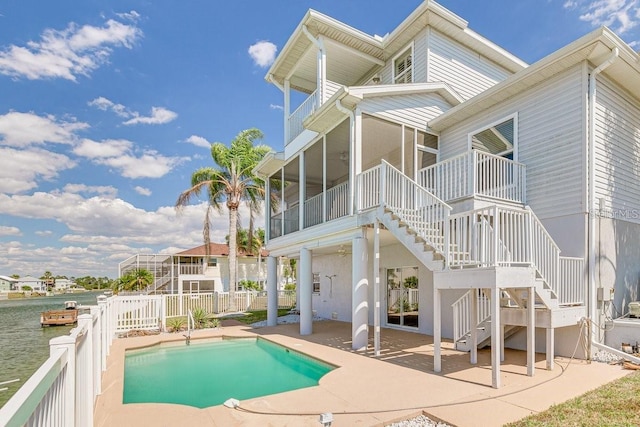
top-left (386, 266), bottom-right (419, 328)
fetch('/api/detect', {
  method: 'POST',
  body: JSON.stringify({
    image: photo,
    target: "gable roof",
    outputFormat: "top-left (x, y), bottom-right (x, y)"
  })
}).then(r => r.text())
top-left (176, 243), bottom-right (268, 257)
top-left (267, 0), bottom-right (526, 93)
top-left (429, 27), bottom-right (640, 132)
top-left (0, 275), bottom-right (18, 282)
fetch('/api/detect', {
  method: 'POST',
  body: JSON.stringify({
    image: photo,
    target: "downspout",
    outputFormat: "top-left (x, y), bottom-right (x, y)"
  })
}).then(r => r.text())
top-left (587, 47), bottom-right (618, 357)
top-left (335, 93), bottom-right (355, 216)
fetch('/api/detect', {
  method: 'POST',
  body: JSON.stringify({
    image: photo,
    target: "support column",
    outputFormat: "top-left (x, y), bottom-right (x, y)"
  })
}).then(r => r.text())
top-left (491, 286), bottom-right (501, 388)
top-left (434, 286), bottom-right (442, 373)
top-left (470, 289), bottom-right (478, 365)
top-left (267, 256), bottom-right (278, 327)
top-left (373, 220), bottom-right (381, 356)
top-left (527, 286), bottom-right (535, 377)
top-left (546, 328), bottom-right (555, 370)
top-left (299, 248), bottom-right (313, 335)
top-left (352, 236), bottom-right (369, 351)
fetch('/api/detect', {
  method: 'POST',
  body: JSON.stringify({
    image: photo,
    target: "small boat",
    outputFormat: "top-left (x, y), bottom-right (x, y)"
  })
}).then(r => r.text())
top-left (40, 301), bottom-right (79, 327)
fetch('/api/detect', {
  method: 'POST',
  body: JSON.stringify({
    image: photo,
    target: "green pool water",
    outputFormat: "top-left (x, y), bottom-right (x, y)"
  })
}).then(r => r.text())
top-left (123, 337), bottom-right (334, 408)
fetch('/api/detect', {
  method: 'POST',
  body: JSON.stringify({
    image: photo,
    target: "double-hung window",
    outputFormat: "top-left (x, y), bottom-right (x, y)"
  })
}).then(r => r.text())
top-left (393, 46), bottom-right (413, 84)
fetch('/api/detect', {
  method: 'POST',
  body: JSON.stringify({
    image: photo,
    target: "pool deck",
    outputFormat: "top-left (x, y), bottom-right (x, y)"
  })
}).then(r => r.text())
top-left (94, 320), bottom-right (630, 427)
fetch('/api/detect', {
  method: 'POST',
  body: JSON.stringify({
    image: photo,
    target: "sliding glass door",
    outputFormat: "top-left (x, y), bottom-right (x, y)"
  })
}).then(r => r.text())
top-left (386, 266), bottom-right (419, 328)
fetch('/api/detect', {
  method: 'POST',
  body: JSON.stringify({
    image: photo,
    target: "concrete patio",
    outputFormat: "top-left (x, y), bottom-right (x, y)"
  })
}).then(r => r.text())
top-left (94, 320), bottom-right (630, 427)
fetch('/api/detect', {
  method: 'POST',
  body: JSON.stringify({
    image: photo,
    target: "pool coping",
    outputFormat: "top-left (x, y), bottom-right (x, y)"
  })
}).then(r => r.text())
top-left (94, 321), bottom-right (632, 427)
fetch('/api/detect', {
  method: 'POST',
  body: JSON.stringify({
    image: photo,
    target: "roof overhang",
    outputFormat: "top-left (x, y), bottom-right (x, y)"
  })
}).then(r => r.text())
top-left (304, 82), bottom-right (463, 134)
top-left (429, 27), bottom-right (640, 131)
top-left (266, 1), bottom-right (527, 94)
top-left (253, 151), bottom-right (285, 178)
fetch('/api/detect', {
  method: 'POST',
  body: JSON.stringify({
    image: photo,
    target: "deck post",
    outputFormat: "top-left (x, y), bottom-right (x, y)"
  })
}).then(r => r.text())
top-left (77, 314), bottom-right (94, 427)
top-left (267, 256), bottom-right (278, 327)
top-left (97, 296), bottom-right (108, 370)
top-left (434, 285), bottom-right (442, 372)
top-left (352, 235), bottom-right (369, 351)
top-left (546, 328), bottom-right (555, 370)
top-left (527, 286), bottom-right (535, 377)
top-left (470, 289), bottom-right (478, 364)
top-left (490, 286), bottom-right (501, 388)
top-left (299, 248), bottom-right (313, 335)
top-left (50, 335), bottom-right (76, 427)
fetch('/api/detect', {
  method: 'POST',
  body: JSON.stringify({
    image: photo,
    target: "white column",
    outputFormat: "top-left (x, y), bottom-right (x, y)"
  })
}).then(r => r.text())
top-left (284, 79), bottom-right (290, 143)
top-left (97, 296), bottom-right (108, 371)
top-left (470, 289), bottom-right (478, 365)
top-left (352, 236), bottom-right (369, 351)
top-left (77, 314), bottom-right (94, 426)
top-left (299, 248), bottom-right (313, 335)
top-left (267, 256), bottom-right (278, 327)
top-left (491, 286), bottom-right (501, 388)
top-left (546, 328), bottom-right (555, 370)
top-left (50, 335), bottom-right (76, 427)
top-left (299, 153), bottom-right (305, 230)
top-left (527, 286), bottom-right (535, 377)
top-left (373, 220), bottom-right (381, 356)
top-left (434, 286), bottom-right (442, 373)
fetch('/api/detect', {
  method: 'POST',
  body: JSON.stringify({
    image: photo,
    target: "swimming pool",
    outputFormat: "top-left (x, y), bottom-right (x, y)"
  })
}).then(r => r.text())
top-left (123, 337), bottom-right (334, 408)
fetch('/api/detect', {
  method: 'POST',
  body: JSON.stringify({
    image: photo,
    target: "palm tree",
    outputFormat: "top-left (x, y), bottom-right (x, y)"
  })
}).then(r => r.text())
top-left (113, 268), bottom-right (154, 294)
top-left (176, 128), bottom-right (272, 311)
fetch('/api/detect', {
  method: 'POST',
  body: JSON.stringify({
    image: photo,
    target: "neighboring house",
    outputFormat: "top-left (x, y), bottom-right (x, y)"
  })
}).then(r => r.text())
top-left (0, 275), bottom-right (18, 292)
top-left (54, 278), bottom-right (75, 291)
top-left (255, 0), bottom-right (640, 388)
top-left (16, 275), bottom-right (46, 292)
top-left (119, 243), bottom-right (276, 294)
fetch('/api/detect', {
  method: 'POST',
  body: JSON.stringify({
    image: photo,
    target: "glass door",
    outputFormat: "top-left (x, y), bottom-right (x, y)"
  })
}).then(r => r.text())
top-left (386, 266), bottom-right (419, 328)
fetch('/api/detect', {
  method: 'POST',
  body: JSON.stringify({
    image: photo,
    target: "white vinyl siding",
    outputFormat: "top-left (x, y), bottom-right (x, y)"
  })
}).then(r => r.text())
top-left (594, 76), bottom-right (640, 222)
top-left (427, 29), bottom-right (511, 100)
top-left (439, 64), bottom-right (585, 219)
top-left (359, 93), bottom-right (453, 130)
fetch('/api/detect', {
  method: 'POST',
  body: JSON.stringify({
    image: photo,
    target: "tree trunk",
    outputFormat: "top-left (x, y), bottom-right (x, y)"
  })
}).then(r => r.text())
top-left (229, 206), bottom-right (238, 312)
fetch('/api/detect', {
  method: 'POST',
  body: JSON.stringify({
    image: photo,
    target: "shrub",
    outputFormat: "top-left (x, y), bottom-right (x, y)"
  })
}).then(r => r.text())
top-left (167, 317), bottom-right (185, 333)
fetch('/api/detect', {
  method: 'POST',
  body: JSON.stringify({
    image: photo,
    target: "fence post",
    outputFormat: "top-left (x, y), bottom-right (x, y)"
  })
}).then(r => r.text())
top-left (77, 314), bottom-right (94, 427)
top-left (380, 162), bottom-right (386, 207)
top-left (493, 205), bottom-right (500, 266)
top-left (49, 335), bottom-right (76, 427)
top-left (97, 296), bottom-right (107, 370)
top-left (444, 208), bottom-right (450, 269)
top-left (90, 307), bottom-right (101, 397)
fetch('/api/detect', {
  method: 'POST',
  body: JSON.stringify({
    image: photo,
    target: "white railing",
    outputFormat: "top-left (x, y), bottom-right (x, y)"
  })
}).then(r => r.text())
top-left (558, 257), bottom-right (585, 305)
top-left (304, 192), bottom-right (323, 228)
top-left (326, 181), bottom-right (349, 220)
top-left (178, 264), bottom-right (202, 275)
top-left (380, 161), bottom-right (452, 256)
top-left (451, 289), bottom-right (491, 344)
top-left (288, 90), bottom-right (318, 144)
top-left (387, 288), bottom-right (419, 312)
top-left (0, 301), bottom-right (109, 427)
top-left (356, 165), bottom-right (381, 211)
top-left (418, 150), bottom-right (526, 204)
top-left (527, 207), bottom-right (561, 292)
top-left (112, 295), bottom-right (162, 332)
top-left (270, 212), bottom-right (282, 239)
top-left (283, 206), bottom-right (299, 235)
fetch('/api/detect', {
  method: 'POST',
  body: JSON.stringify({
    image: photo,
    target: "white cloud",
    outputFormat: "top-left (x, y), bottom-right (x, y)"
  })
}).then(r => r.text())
top-left (35, 230), bottom-right (53, 236)
top-left (0, 147), bottom-right (76, 194)
top-left (269, 104), bottom-right (283, 111)
top-left (72, 138), bottom-right (132, 158)
top-left (0, 225), bottom-right (21, 236)
top-left (0, 17), bottom-right (142, 81)
top-left (134, 186), bottom-right (152, 196)
top-left (63, 183), bottom-right (118, 198)
top-left (123, 107), bottom-right (178, 125)
top-left (567, 0), bottom-right (640, 34)
top-left (0, 111), bottom-right (88, 148)
top-left (184, 135), bottom-right (211, 148)
top-left (94, 150), bottom-right (188, 178)
top-left (88, 97), bottom-right (129, 117)
top-left (248, 40), bottom-right (277, 67)
top-left (116, 11), bottom-right (141, 22)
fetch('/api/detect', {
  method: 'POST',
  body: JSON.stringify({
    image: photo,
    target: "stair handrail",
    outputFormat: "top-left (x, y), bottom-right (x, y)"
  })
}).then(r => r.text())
top-left (379, 160), bottom-right (452, 262)
top-left (525, 206), bottom-right (561, 292)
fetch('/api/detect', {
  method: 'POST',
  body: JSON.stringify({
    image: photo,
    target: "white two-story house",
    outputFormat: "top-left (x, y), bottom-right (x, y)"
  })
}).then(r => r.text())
top-left (256, 0), bottom-right (640, 388)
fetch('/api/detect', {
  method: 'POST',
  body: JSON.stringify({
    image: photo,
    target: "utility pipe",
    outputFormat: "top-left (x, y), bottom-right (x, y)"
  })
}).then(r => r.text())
top-left (587, 47), bottom-right (618, 356)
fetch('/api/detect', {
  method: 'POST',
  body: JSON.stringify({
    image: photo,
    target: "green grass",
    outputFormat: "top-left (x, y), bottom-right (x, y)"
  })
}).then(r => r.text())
top-left (225, 309), bottom-right (292, 325)
top-left (506, 370), bottom-right (640, 427)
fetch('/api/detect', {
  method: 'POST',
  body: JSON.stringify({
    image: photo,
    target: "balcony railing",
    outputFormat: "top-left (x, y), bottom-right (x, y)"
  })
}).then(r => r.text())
top-left (287, 80), bottom-right (343, 144)
top-left (418, 150), bottom-right (526, 204)
top-left (178, 264), bottom-right (202, 275)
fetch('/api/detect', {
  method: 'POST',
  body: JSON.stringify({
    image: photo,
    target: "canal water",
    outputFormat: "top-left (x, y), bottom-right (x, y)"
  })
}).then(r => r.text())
top-left (0, 292), bottom-right (103, 409)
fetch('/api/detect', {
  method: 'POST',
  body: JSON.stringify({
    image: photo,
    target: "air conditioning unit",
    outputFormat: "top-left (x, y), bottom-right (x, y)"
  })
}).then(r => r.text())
top-left (629, 301), bottom-right (640, 318)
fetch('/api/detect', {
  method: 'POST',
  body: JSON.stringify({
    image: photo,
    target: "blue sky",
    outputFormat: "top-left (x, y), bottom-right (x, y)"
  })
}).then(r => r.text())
top-left (0, 0), bottom-right (638, 279)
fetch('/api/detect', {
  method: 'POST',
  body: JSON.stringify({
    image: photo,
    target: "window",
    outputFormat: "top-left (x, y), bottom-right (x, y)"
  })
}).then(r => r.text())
top-left (469, 115), bottom-right (516, 160)
top-left (207, 258), bottom-right (217, 267)
top-left (393, 46), bottom-right (413, 84)
top-left (313, 273), bottom-right (320, 293)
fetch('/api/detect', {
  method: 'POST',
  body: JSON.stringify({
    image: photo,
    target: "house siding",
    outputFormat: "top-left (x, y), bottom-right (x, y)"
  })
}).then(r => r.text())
top-left (359, 93), bottom-right (452, 129)
top-left (594, 75), bottom-right (640, 221)
top-left (439, 64), bottom-right (586, 222)
top-left (426, 28), bottom-right (511, 100)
